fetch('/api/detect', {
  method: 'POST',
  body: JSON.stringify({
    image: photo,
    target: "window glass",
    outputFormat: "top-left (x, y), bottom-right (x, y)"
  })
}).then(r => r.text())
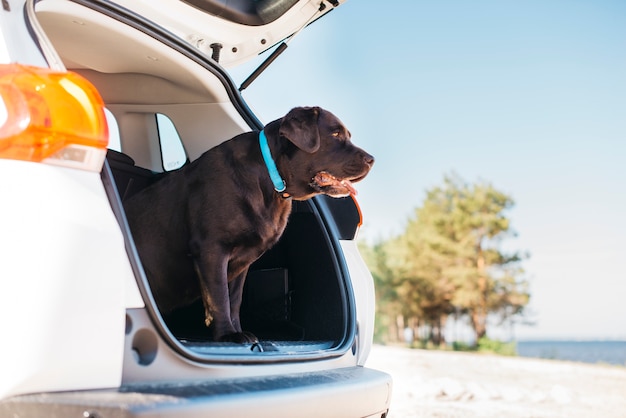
top-left (156, 113), bottom-right (186, 171)
top-left (104, 108), bottom-right (121, 151)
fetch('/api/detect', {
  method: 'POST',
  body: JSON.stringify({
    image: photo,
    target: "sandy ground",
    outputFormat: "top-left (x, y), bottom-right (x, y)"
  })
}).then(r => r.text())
top-left (366, 344), bottom-right (626, 418)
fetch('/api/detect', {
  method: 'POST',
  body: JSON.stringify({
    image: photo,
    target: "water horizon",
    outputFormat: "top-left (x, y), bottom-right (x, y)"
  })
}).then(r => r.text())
top-left (515, 339), bottom-right (626, 366)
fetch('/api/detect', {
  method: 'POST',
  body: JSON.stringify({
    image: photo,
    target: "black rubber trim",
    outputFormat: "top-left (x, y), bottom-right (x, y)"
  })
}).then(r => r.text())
top-left (181, 0), bottom-right (299, 26)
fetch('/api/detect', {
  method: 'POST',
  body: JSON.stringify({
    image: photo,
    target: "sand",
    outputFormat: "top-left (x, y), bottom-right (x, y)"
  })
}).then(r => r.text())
top-left (366, 344), bottom-right (626, 418)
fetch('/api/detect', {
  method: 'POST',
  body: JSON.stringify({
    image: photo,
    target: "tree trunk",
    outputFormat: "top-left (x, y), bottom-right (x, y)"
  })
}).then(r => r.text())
top-left (395, 314), bottom-right (405, 342)
top-left (472, 250), bottom-right (488, 343)
top-left (471, 310), bottom-right (487, 343)
top-left (439, 314), bottom-right (448, 348)
top-left (411, 316), bottom-right (420, 345)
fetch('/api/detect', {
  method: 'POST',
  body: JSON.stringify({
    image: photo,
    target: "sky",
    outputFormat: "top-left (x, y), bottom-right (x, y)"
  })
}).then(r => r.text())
top-left (230, 0), bottom-right (626, 340)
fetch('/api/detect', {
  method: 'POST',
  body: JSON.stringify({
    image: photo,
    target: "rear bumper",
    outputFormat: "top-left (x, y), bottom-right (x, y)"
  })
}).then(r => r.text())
top-left (0, 367), bottom-right (392, 418)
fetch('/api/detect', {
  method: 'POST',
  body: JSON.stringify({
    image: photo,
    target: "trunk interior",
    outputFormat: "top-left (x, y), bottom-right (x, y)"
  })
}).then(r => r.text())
top-left (36, 0), bottom-right (352, 358)
top-left (108, 149), bottom-right (349, 355)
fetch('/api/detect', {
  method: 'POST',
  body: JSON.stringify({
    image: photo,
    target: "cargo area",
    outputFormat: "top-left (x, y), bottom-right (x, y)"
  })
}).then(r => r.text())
top-left (106, 149), bottom-right (351, 356)
top-left (34, 0), bottom-right (352, 358)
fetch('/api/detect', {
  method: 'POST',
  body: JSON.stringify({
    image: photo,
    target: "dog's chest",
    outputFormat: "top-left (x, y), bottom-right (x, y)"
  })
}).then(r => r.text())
top-left (251, 198), bottom-right (291, 250)
top-left (225, 200), bottom-right (291, 278)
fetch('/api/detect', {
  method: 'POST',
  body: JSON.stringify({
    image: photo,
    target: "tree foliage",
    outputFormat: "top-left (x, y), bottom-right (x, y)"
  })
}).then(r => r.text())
top-left (363, 173), bottom-right (530, 346)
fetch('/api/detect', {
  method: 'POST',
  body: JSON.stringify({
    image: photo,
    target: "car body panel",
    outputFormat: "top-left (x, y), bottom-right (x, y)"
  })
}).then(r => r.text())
top-left (0, 0), bottom-right (47, 67)
top-left (109, 0), bottom-right (346, 68)
top-left (1, 367), bottom-right (391, 418)
top-left (340, 239), bottom-right (377, 366)
top-left (0, 161), bottom-right (129, 398)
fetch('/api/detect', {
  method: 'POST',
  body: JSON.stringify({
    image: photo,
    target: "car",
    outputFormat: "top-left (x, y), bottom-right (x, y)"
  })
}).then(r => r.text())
top-left (0, 0), bottom-right (392, 416)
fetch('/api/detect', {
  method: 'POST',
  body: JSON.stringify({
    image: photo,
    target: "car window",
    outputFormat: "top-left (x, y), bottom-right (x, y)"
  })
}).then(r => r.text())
top-left (104, 108), bottom-right (121, 152)
top-left (156, 113), bottom-right (186, 171)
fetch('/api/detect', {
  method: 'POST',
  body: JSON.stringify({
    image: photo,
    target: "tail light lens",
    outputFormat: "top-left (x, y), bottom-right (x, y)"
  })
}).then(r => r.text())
top-left (0, 64), bottom-right (108, 171)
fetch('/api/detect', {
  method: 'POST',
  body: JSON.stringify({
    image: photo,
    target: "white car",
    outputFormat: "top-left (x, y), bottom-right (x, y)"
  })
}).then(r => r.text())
top-left (0, 0), bottom-right (392, 416)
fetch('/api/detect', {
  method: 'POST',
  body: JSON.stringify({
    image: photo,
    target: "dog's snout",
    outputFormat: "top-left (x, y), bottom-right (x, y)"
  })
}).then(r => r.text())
top-left (363, 152), bottom-right (375, 167)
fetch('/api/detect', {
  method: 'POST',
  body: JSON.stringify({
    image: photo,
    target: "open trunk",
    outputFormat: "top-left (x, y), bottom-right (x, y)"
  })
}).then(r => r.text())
top-left (36, 0), bottom-right (355, 362)
top-left (107, 147), bottom-right (354, 358)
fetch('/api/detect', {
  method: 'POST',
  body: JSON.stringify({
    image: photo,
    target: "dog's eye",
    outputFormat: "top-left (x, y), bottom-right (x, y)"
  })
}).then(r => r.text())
top-left (331, 131), bottom-right (341, 138)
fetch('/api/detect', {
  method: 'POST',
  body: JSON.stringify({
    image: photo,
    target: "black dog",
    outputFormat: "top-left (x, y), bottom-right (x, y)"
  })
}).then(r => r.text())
top-left (124, 107), bottom-right (374, 343)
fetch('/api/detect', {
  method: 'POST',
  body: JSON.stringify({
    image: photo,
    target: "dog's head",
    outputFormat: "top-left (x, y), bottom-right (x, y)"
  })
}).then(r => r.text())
top-left (275, 106), bottom-right (374, 201)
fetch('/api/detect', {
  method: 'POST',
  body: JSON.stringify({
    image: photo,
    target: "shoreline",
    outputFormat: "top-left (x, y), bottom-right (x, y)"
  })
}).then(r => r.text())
top-left (516, 339), bottom-right (626, 366)
top-left (367, 344), bottom-right (626, 418)
top-left (391, 339), bottom-right (626, 366)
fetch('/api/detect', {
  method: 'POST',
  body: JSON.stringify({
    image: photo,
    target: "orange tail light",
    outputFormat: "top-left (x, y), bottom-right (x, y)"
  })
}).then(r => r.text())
top-left (0, 63), bottom-right (108, 171)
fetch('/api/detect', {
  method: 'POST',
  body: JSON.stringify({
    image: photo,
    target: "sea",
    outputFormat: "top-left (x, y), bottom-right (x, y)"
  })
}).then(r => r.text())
top-left (516, 340), bottom-right (626, 366)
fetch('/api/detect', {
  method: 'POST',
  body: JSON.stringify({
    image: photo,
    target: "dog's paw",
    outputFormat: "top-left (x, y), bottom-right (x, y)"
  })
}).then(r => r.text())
top-left (218, 331), bottom-right (259, 344)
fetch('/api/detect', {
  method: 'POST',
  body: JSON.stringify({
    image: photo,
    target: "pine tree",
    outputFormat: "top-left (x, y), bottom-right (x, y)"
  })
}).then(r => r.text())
top-left (393, 173), bottom-right (529, 344)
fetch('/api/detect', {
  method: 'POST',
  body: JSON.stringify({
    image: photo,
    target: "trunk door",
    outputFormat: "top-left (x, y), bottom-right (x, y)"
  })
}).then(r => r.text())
top-left (110, 0), bottom-right (346, 68)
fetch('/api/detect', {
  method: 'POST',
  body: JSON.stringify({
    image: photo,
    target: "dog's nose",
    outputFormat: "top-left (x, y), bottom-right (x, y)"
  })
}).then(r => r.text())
top-left (363, 153), bottom-right (375, 167)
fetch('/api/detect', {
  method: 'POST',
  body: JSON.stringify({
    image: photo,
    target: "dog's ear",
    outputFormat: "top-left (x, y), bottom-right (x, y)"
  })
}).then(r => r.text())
top-left (278, 107), bottom-right (321, 153)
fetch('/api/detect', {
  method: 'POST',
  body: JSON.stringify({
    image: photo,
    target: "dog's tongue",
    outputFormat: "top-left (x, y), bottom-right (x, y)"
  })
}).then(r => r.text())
top-left (340, 179), bottom-right (357, 196)
top-left (316, 172), bottom-right (358, 196)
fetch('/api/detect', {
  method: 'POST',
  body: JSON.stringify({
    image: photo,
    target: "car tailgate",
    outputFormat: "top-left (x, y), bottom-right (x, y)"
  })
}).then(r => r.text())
top-left (0, 367), bottom-right (391, 417)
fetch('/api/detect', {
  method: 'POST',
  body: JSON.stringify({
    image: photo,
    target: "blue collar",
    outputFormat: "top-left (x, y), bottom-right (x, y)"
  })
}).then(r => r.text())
top-left (259, 130), bottom-right (287, 193)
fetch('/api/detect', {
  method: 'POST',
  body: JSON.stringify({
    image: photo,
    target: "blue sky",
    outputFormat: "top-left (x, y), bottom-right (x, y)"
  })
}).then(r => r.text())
top-left (230, 0), bottom-right (626, 340)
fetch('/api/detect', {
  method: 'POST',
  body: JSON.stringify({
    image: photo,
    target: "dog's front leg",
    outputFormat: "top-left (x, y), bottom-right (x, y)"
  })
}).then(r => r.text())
top-left (228, 270), bottom-right (254, 338)
top-left (219, 270), bottom-right (258, 344)
top-left (194, 254), bottom-right (257, 344)
top-left (194, 253), bottom-right (237, 340)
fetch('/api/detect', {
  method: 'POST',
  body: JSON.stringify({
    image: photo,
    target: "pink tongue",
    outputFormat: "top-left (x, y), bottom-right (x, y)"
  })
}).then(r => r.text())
top-left (316, 172), bottom-right (358, 196)
top-left (341, 179), bottom-right (357, 196)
